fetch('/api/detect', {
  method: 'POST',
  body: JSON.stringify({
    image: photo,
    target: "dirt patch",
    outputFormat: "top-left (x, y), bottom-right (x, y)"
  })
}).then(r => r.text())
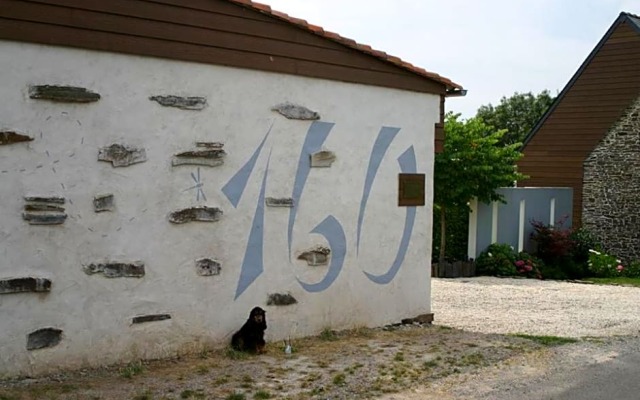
top-left (0, 325), bottom-right (542, 400)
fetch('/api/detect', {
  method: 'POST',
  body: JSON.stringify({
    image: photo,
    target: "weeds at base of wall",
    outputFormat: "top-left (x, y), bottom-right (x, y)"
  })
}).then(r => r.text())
top-left (119, 361), bottom-right (145, 379)
top-left (225, 347), bottom-right (250, 360)
top-left (132, 389), bottom-right (153, 400)
top-left (319, 328), bottom-right (338, 341)
top-left (253, 389), bottom-right (273, 399)
top-left (0, 324), bottom-right (560, 400)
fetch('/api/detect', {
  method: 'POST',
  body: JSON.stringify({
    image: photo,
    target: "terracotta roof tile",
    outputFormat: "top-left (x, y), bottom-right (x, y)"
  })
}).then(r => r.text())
top-left (288, 16), bottom-right (308, 26)
top-left (386, 55), bottom-right (402, 64)
top-left (323, 31), bottom-right (341, 40)
top-left (225, 0), bottom-right (462, 90)
top-left (340, 38), bottom-right (358, 47)
top-left (307, 24), bottom-right (324, 33)
top-left (270, 10), bottom-right (289, 19)
top-left (251, 2), bottom-right (271, 12)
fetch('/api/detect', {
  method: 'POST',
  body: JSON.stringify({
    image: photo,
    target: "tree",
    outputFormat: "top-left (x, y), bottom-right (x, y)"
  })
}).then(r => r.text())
top-left (434, 113), bottom-right (526, 263)
top-left (476, 90), bottom-right (555, 146)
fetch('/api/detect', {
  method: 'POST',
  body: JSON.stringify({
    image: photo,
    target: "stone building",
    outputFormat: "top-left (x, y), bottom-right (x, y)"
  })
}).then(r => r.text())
top-left (518, 12), bottom-right (640, 262)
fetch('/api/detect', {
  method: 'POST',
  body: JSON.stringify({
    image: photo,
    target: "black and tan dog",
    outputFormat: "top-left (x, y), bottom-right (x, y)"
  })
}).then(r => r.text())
top-left (231, 306), bottom-right (267, 354)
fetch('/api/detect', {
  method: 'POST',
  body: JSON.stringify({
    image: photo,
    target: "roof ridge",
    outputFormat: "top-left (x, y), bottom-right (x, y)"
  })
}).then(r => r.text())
top-left (224, 0), bottom-right (462, 90)
top-left (621, 11), bottom-right (640, 19)
top-left (521, 11), bottom-right (639, 148)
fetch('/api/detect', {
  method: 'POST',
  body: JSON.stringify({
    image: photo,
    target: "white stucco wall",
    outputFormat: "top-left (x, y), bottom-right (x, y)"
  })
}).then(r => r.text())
top-left (0, 40), bottom-right (439, 377)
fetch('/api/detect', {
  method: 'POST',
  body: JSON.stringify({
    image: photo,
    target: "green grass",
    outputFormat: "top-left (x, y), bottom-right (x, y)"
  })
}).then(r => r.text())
top-left (583, 277), bottom-right (640, 287)
top-left (459, 352), bottom-right (485, 366)
top-left (119, 361), bottom-right (144, 379)
top-left (132, 390), bottom-right (153, 400)
top-left (181, 389), bottom-right (195, 399)
top-left (226, 393), bottom-right (246, 400)
top-left (319, 328), bottom-right (338, 341)
top-left (253, 390), bottom-right (272, 399)
top-left (512, 334), bottom-right (578, 346)
top-left (422, 360), bottom-right (438, 370)
top-left (332, 373), bottom-right (346, 386)
top-left (195, 365), bottom-right (209, 375)
top-left (225, 347), bottom-right (249, 360)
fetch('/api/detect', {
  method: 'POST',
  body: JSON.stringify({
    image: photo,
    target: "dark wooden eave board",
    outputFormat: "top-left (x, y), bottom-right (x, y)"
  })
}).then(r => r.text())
top-left (0, 0), bottom-right (449, 94)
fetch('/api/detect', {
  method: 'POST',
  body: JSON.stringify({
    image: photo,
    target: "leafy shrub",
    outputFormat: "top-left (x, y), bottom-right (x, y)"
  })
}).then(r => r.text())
top-left (538, 263), bottom-right (568, 280)
top-left (530, 218), bottom-right (595, 279)
top-left (530, 218), bottom-right (574, 265)
top-left (570, 228), bottom-right (600, 265)
top-left (588, 251), bottom-right (640, 278)
top-left (587, 250), bottom-right (624, 277)
top-left (623, 261), bottom-right (640, 278)
top-left (475, 244), bottom-right (517, 276)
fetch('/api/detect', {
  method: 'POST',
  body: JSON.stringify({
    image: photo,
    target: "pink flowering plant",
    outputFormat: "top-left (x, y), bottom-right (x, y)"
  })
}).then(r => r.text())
top-left (514, 252), bottom-right (543, 279)
top-left (587, 249), bottom-right (625, 277)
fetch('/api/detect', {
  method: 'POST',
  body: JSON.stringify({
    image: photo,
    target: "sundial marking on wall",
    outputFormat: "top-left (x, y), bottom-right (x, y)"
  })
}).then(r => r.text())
top-left (183, 167), bottom-right (206, 202)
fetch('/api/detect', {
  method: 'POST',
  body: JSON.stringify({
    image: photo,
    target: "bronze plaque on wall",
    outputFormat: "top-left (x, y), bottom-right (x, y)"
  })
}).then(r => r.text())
top-left (398, 173), bottom-right (425, 206)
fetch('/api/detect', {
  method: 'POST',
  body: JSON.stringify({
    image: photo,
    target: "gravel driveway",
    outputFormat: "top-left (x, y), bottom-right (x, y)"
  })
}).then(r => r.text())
top-left (380, 277), bottom-right (640, 400)
top-left (431, 277), bottom-right (640, 337)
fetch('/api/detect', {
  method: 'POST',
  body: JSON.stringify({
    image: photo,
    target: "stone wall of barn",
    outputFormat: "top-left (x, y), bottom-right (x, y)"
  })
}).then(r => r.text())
top-left (583, 96), bottom-right (640, 263)
top-left (0, 40), bottom-right (439, 377)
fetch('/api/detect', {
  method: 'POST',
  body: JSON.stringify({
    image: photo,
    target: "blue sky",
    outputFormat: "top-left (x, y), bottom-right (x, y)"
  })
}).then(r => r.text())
top-left (264, 0), bottom-right (638, 117)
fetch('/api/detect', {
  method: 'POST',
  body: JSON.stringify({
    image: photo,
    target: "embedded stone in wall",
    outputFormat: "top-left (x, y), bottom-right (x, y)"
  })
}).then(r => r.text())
top-left (27, 328), bottom-right (63, 350)
top-left (83, 261), bottom-right (145, 278)
top-left (265, 197), bottom-right (294, 207)
top-left (267, 293), bottom-right (298, 306)
top-left (169, 206), bottom-right (222, 224)
top-left (297, 246), bottom-right (331, 266)
top-left (22, 213), bottom-right (67, 225)
top-left (24, 204), bottom-right (65, 212)
top-left (29, 85), bottom-right (100, 103)
top-left (195, 142), bottom-right (224, 149)
top-left (0, 277), bottom-right (52, 294)
top-left (272, 102), bottom-right (320, 120)
top-left (24, 196), bottom-right (65, 204)
top-left (195, 258), bottom-right (222, 276)
top-left (23, 196), bottom-right (67, 225)
top-left (310, 150), bottom-right (336, 167)
top-left (149, 95), bottom-right (207, 110)
top-left (98, 144), bottom-right (147, 167)
top-left (132, 314), bottom-right (171, 324)
top-left (93, 194), bottom-right (115, 212)
top-left (0, 131), bottom-right (33, 146)
top-left (172, 142), bottom-right (226, 167)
